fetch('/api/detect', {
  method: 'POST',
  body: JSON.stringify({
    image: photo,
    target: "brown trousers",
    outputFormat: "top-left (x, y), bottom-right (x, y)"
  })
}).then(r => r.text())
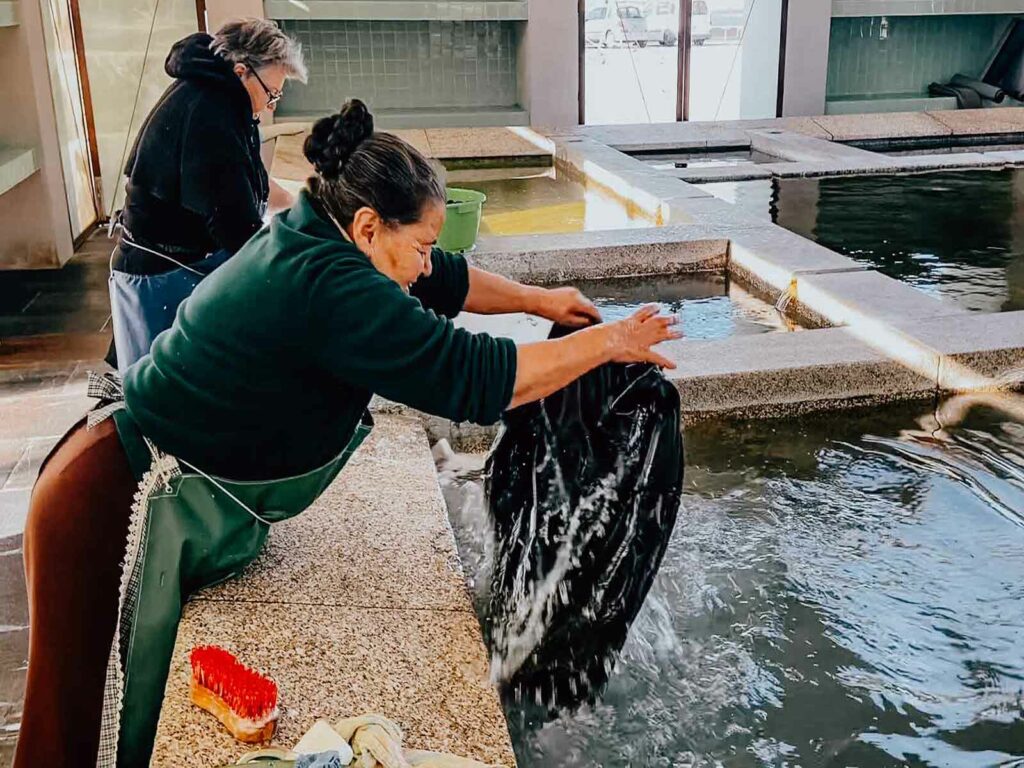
top-left (15, 418), bottom-right (137, 767)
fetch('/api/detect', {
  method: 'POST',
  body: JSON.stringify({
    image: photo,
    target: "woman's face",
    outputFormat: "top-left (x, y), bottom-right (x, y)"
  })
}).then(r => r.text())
top-left (234, 63), bottom-right (287, 116)
top-left (350, 201), bottom-right (446, 291)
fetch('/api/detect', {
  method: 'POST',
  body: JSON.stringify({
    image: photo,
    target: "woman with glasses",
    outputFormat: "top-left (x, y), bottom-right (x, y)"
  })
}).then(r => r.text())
top-left (107, 18), bottom-right (306, 372)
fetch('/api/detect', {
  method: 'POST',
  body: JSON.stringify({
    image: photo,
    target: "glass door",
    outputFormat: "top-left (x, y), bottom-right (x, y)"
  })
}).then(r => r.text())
top-left (77, 0), bottom-right (199, 216)
top-left (582, 0), bottom-right (681, 124)
top-left (686, 0), bottom-right (784, 122)
top-left (579, 0), bottom-right (787, 125)
top-left (38, 0), bottom-right (99, 238)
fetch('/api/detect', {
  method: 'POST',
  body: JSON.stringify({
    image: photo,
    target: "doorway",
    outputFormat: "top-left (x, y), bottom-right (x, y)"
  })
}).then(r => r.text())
top-left (580, 0), bottom-right (788, 125)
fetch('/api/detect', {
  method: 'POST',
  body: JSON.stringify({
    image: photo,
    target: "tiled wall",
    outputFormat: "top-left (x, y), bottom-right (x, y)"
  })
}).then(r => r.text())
top-left (826, 14), bottom-right (1013, 99)
top-left (266, 1), bottom-right (528, 21)
top-left (276, 19), bottom-right (519, 116)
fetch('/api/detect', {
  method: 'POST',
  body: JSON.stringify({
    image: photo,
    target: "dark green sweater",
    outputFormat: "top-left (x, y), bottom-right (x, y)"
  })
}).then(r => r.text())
top-left (124, 191), bottom-right (517, 480)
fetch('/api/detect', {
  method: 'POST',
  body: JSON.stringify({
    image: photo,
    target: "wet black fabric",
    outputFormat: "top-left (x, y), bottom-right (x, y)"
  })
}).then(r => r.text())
top-left (484, 323), bottom-right (683, 711)
top-left (119, 32), bottom-right (268, 265)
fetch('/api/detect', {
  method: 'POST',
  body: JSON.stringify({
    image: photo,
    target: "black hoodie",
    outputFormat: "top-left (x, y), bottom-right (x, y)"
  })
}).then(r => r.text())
top-left (119, 33), bottom-right (270, 265)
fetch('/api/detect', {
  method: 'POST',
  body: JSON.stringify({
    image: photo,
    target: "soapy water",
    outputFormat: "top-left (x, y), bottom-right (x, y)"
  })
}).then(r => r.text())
top-left (438, 401), bottom-right (1024, 767)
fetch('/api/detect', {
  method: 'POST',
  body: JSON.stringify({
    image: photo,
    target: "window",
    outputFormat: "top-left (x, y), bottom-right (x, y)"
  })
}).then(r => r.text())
top-left (586, 7), bottom-right (607, 20)
top-left (618, 6), bottom-right (642, 18)
top-left (693, 1), bottom-right (708, 14)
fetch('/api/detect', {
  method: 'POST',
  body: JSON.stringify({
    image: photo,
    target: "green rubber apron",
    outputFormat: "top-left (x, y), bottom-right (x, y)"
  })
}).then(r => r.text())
top-left (87, 373), bottom-right (373, 768)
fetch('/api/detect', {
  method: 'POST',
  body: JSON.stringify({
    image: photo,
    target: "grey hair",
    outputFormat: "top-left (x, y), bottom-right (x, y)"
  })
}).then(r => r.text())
top-left (211, 18), bottom-right (308, 83)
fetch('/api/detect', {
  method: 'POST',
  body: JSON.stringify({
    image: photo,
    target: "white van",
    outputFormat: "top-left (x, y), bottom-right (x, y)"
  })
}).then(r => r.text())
top-left (643, 0), bottom-right (712, 47)
top-left (691, 0), bottom-right (711, 45)
top-left (585, 0), bottom-right (652, 47)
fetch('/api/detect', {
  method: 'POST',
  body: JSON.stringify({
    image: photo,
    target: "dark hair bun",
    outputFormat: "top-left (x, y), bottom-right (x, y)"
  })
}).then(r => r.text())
top-left (303, 99), bottom-right (375, 179)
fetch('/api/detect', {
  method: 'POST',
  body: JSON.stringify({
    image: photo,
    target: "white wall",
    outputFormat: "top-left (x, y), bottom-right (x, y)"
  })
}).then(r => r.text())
top-left (0, 0), bottom-right (75, 267)
top-left (738, 0), bottom-right (784, 119)
top-left (780, 0), bottom-right (832, 116)
top-left (519, 0), bottom-right (579, 128)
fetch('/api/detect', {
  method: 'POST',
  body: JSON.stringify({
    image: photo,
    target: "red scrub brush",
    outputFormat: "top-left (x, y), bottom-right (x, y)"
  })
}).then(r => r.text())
top-left (189, 645), bottom-right (279, 743)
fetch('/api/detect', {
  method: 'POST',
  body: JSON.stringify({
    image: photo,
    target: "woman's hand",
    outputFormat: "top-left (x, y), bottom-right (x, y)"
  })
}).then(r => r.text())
top-left (531, 286), bottom-right (602, 327)
top-left (509, 305), bottom-right (680, 408)
top-left (607, 305), bottom-right (682, 369)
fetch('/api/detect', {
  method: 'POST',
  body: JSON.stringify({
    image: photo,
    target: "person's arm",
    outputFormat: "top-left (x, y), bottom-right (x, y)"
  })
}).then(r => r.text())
top-left (311, 260), bottom-right (678, 424)
top-left (267, 178), bottom-right (296, 215)
top-left (464, 267), bottom-right (602, 327)
top-left (510, 305), bottom-right (678, 408)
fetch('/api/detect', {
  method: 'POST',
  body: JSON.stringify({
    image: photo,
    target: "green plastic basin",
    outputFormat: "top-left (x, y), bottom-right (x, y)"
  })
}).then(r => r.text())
top-left (438, 187), bottom-right (487, 252)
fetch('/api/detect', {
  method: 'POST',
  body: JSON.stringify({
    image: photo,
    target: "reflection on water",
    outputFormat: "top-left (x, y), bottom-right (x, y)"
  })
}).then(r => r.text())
top-left (697, 169), bottom-right (1024, 313)
top-left (450, 166), bottom-right (659, 236)
top-left (570, 274), bottom-right (801, 341)
top-left (440, 403), bottom-right (1024, 767)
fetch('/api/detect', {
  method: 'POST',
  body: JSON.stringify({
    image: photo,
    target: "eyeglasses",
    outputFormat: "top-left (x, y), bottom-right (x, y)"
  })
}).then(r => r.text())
top-left (248, 65), bottom-right (283, 109)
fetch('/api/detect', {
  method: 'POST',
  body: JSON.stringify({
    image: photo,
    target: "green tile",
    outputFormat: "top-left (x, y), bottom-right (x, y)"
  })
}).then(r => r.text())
top-left (276, 19), bottom-right (518, 115)
top-left (827, 14), bottom-right (1014, 100)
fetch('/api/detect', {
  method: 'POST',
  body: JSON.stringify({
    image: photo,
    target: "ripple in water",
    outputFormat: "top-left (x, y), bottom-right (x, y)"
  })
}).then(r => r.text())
top-left (440, 403), bottom-right (1024, 767)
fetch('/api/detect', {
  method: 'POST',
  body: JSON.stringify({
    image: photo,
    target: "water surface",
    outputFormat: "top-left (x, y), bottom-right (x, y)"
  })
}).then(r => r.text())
top-left (697, 169), bottom-right (1024, 313)
top-left (441, 401), bottom-right (1024, 767)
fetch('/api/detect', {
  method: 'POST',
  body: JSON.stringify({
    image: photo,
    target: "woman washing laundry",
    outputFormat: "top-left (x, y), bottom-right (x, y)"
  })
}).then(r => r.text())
top-left (15, 99), bottom-right (681, 768)
top-left (107, 18), bottom-right (306, 371)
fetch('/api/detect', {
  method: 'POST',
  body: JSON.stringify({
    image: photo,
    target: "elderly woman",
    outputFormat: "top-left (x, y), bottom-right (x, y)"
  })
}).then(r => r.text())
top-left (107, 18), bottom-right (306, 372)
top-left (16, 100), bottom-right (680, 767)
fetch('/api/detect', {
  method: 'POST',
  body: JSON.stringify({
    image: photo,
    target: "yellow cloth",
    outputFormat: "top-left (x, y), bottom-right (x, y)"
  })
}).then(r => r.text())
top-left (333, 715), bottom-right (504, 768)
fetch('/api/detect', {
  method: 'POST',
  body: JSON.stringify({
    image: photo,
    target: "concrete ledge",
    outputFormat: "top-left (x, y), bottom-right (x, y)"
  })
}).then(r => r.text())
top-left (794, 270), bottom-right (970, 328)
top-left (927, 108), bottom-right (1024, 137)
top-left (895, 312), bottom-right (1024, 391)
top-left (728, 225), bottom-right (867, 301)
top-left (152, 414), bottom-right (515, 767)
top-left (760, 159), bottom-right (897, 178)
top-left (688, 151), bottom-right (1023, 184)
top-left (664, 327), bottom-right (936, 420)
top-left (672, 166), bottom-right (774, 184)
top-left (424, 127), bottom-right (544, 159)
top-left (561, 117), bottom-right (833, 150)
top-left (888, 153), bottom-right (1014, 172)
top-left (271, 127), bottom-right (545, 182)
top-left (566, 122), bottom-right (752, 153)
top-left (471, 230), bottom-right (727, 283)
top-left (826, 95), bottom-right (958, 115)
top-left (556, 110), bottom-right (1024, 155)
top-left (664, 195), bottom-right (769, 230)
top-left (747, 129), bottom-right (879, 163)
top-left (811, 112), bottom-right (954, 143)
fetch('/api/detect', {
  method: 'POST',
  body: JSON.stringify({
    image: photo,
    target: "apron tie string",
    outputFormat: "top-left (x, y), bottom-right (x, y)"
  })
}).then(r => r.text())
top-left (85, 371), bottom-right (271, 524)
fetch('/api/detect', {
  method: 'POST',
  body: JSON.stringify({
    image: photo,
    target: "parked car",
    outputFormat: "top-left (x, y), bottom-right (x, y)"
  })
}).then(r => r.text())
top-left (638, 0), bottom-right (713, 47)
top-left (585, 2), bottom-right (651, 48)
top-left (691, 0), bottom-right (711, 45)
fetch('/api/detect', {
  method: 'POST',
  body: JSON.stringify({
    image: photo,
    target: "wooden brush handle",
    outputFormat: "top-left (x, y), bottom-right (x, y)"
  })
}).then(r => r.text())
top-left (190, 677), bottom-right (277, 744)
